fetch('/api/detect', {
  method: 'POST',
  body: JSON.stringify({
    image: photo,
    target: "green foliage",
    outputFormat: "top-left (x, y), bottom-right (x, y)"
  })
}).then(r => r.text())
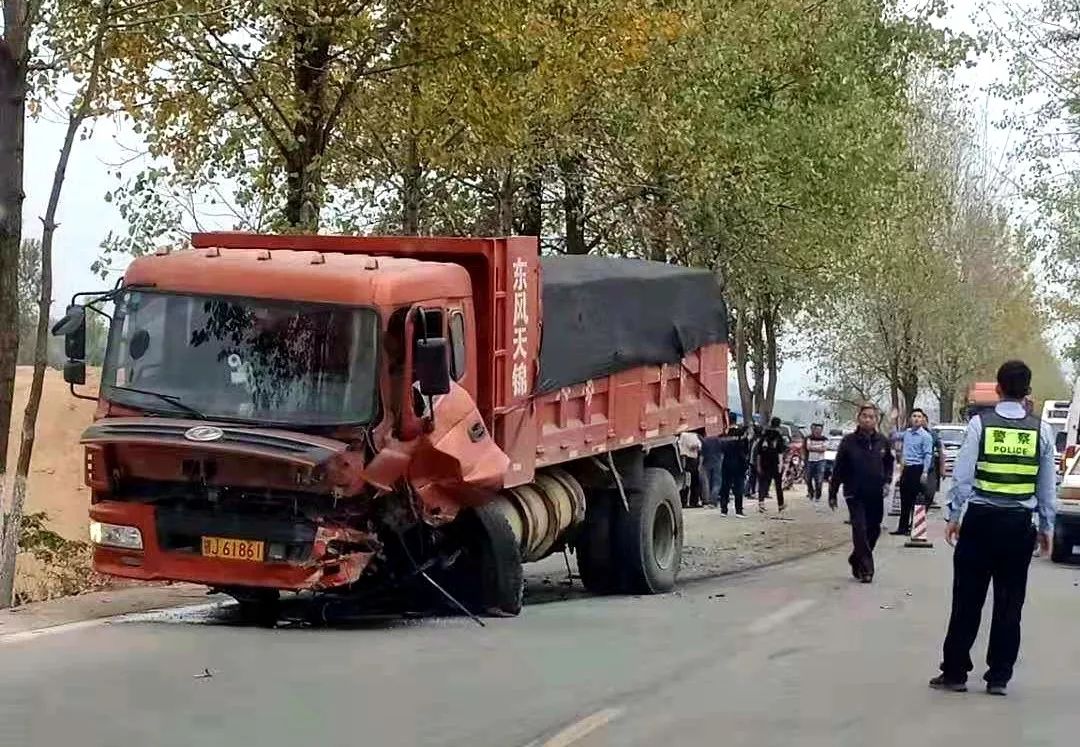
top-left (811, 74), bottom-right (1066, 418)
top-left (995, 2), bottom-right (1080, 349)
top-left (14, 512), bottom-right (105, 605)
top-left (38, 0), bottom-right (1012, 421)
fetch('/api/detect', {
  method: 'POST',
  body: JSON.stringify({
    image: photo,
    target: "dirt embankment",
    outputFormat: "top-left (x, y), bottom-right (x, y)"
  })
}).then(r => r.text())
top-left (5, 367), bottom-right (98, 541)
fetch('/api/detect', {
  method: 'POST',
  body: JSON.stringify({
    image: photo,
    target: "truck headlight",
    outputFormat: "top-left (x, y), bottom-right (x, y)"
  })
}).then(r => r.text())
top-left (89, 521), bottom-right (143, 550)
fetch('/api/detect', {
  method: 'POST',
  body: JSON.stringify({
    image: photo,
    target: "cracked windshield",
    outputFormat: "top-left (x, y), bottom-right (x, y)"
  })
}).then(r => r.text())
top-left (5, 0), bottom-right (1080, 745)
top-left (103, 290), bottom-right (379, 425)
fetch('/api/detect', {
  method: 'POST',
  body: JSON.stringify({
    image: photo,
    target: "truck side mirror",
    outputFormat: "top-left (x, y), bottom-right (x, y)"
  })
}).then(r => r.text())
top-left (51, 305), bottom-right (88, 387)
top-left (64, 360), bottom-right (86, 386)
top-left (52, 304), bottom-right (86, 353)
top-left (415, 337), bottom-right (451, 397)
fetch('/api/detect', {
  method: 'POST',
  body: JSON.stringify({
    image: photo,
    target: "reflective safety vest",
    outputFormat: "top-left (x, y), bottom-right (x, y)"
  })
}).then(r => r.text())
top-left (974, 411), bottom-right (1042, 499)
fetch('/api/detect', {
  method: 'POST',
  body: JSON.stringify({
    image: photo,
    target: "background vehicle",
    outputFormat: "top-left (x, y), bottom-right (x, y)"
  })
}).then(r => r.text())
top-left (1062, 377), bottom-right (1080, 474)
top-left (964, 381), bottom-right (998, 419)
top-left (55, 233), bottom-right (730, 618)
top-left (823, 434), bottom-right (844, 481)
top-left (1042, 398), bottom-right (1069, 472)
top-left (1053, 458), bottom-right (1080, 563)
top-left (933, 424), bottom-right (966, 477)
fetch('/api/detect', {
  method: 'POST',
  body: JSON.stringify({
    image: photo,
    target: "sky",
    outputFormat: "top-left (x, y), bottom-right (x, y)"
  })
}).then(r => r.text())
top-left (20, 0), bottom-right (1021, 400)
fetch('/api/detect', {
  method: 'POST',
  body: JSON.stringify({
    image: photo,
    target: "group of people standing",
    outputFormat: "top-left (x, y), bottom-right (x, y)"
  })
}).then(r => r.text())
top-left (692, 414), bottom-right (791, 516)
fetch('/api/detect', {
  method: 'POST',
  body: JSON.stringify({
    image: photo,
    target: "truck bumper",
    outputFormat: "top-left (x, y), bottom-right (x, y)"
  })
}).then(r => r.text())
top-left (89, 502), bottom-right (377, 591)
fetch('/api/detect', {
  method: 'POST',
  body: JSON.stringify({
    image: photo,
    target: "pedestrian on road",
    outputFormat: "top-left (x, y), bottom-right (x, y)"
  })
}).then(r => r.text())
top-left (804, 423), bottom-right (828, 503)
top-left (828, 404), bottom-right (894, 583)
top-left (746, 419), bottom-right (760, 497)
top-left (756, 417), bottom-right (788, 513)
top-left (678, 431), bottom-right (704, 508)
top-left (923, 425), bottom-right (945, 509)
top-left (892, 408), bottom-right (934, 536)
top-left (701, 431), bottom-right (724, 509)
top-left (718, 413), bottom-right (750, 517)
top-left (930, 360), bottom-right (1055, 697)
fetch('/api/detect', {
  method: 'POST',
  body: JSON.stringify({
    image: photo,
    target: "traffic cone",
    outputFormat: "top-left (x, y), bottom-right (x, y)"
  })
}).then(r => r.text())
top-left (905, 504), bottom-right (934, 548)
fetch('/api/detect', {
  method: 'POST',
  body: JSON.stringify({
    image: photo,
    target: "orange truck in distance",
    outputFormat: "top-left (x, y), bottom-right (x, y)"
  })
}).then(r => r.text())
top-left (965, 381), bottom-right (999, 420)
top-left (54, 233), bottom-right (729, 619)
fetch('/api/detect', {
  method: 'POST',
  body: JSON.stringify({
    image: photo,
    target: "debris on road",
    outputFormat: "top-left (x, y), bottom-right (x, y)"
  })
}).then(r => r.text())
top-left (193, 669), bottom-right (214, 679)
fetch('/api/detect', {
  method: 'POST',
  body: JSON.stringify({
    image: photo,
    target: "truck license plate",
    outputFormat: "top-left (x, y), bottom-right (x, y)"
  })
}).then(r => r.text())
top-left (201, 536), bottom-right (264, 562)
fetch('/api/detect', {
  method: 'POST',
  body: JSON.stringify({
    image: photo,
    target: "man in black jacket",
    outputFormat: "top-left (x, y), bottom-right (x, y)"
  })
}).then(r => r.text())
top-left (756, 417), bottom-right (788, 513)
top-left (829, 404), bottom-right (895, 583)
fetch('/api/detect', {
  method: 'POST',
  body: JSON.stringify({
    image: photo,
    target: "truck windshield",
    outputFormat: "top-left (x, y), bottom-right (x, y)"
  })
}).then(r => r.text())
top-left (102, 290), bottom-right (379, 426)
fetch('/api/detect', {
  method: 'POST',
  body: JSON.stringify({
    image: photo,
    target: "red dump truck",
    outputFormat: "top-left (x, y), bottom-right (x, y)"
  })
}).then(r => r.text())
top-left (53, 233), bottom-right (728, 618)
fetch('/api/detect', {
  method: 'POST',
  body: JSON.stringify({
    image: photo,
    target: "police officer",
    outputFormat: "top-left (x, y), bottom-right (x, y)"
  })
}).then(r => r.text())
top-left (929, 360), bottom-right (1056, 696)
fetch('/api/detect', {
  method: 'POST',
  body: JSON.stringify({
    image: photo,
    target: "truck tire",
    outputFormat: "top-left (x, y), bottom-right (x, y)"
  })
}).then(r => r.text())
top-left (576, 490), bottom-right (620, 595)
top-left (445, 504), bottom-right (524, 617)
top-left (1052, 525), bottom-right (1070, 564)
top-left (228, 588), bottom-right (280, 627)
top-left (617, 467), bottom-right (684, 594)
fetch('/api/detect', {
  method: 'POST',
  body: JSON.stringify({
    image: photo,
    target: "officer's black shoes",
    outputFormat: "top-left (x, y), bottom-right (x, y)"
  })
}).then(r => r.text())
top-left (929, 675), bottom-right (968, 692)
top-left (859, 573), bottom-right (873, 584)
top-left (986, 683), bottom-right (1008, 697)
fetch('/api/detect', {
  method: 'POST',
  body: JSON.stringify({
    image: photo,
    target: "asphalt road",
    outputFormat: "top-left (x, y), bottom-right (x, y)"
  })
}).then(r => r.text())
top-left (3, 517), bottom-right (1080, 747)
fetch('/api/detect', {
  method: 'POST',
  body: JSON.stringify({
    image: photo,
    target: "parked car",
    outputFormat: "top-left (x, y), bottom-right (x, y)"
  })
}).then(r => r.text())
top-left (933, 424), bottom-right (967, 477)
top-left (1053, 458), bottom-right (1080, 563)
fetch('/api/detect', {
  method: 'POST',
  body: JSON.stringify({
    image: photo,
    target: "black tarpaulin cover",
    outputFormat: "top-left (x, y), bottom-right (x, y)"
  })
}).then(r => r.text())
top-left (536, 255), bottom-right (728, 394)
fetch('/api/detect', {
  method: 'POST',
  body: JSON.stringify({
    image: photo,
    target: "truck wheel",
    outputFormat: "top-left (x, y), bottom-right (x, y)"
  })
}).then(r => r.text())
top-left (229, 588), bottom-right (280, 627)
top-left (617, 467), bottom-right (684, 594)
top-left (1052, 525), bottom-right (1070, 564)
top-left (445, 504), bottom-right (524, 617)
top-left (576, 490), bottom-right (620, 595)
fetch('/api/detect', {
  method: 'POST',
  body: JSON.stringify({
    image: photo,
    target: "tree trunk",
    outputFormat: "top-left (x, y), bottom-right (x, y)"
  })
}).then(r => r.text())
top-left (560, 154), bottom-right (586, 254)
top-left (762, 302), bottom-right (779, 422)
top-left (0, 0), bottom-right (109, 607)
top-left (750, 311), bottom-right (765, 421)
top-left (496, 164), bottom-right (514, 236)
top-left (401, 133), bottom-right (422, 235)
top-left (283, 23), bottom-right (331, 231)
top-left (519, 168), bottom-right (542, 237)
top-left (647, 172), bottom-right (670, 263)
top-left (938, 389), bottom-right (955, 423)
top-left (733, 303), bottom-right (753, 420)
top-left (0, 3), bottom-right (30, 551)
top-left (900, 368), bottom-right (918, 418)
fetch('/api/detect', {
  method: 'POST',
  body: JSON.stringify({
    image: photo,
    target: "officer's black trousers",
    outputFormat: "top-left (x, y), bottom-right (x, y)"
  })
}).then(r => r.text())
top-left (940, 504), bottom-right (1036, 685)
top-left (897, 465), bottom-right (924, 533)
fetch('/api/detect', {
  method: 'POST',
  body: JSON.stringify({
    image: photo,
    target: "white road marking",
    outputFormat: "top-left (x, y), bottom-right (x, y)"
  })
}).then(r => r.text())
top-left (0, 601), bottom-right (230, 646)
top-left (525, 707), bottom-right (625, 747)
top-left (745, 598), bottom-right (817, 635)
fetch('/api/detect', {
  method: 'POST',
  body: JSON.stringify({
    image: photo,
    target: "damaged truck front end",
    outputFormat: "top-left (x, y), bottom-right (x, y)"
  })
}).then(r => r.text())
top-left (82, 418), bottom-right (382, 594)
top-left (59, 271), bottom-right (519, 618)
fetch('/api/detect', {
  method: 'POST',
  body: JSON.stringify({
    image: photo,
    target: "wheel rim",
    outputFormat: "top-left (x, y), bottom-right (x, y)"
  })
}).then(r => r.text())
top-left (652, 501), bottom-right (677, 571)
